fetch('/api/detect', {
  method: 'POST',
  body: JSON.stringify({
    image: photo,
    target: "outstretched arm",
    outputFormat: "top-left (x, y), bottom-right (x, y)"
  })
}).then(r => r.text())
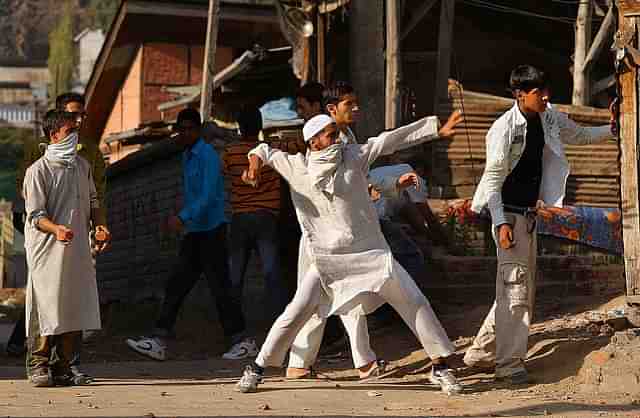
top-left (556, 110), bottom-right (614, 145)
top-left (246, 143), bottom-right (301, 186)
top-left (359, 111), bottom-right (463, 169)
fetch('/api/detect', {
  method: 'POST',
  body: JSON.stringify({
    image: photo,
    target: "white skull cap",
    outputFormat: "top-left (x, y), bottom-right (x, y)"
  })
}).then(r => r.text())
top-left (303, 114), bottom-right (334, 142)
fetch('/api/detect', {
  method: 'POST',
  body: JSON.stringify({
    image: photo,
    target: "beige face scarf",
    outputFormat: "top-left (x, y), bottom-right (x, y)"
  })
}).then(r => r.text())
top-left (307, 143), bottom-right (344, 196)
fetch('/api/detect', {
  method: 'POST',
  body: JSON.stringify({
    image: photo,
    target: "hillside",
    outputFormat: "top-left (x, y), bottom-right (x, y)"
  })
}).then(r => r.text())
top-left (0, 0), bottom-right (118, 62)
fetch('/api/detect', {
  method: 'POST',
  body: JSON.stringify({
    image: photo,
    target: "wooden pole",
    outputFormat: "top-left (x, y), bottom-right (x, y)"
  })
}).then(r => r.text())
top-left (572, 0), bottom-right (592, 106)
top-left (317, 11), bottom-right (326, 84)
top-left (349, 0), bottom-right (385, 140)
top-left (385, 0), bottom-right (400, 129)
top-left (617, 2), bottom-right (640, 325)
top-left (400, 0), bottom-right (438, 41)
top-left (433, 0), bottom-right (455, 112)
top-left (582, 4), bottom-right (615, 76)
top-left (200, 0), bottom-right (220, 121)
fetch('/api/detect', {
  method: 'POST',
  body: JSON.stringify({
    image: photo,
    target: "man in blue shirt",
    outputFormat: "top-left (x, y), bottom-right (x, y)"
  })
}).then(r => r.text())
top-left (126, 108), bottom-right (246, 361)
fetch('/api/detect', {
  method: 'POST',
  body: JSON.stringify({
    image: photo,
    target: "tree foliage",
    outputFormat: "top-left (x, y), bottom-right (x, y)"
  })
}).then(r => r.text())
top-left (0, 127), bottom-right (30, 202)
top-left (0, 0), bottom-right (52, 60)
top-left (47, 0), bottom-right (75, 101)
top-left (89, 0), bottom-right (119, 33)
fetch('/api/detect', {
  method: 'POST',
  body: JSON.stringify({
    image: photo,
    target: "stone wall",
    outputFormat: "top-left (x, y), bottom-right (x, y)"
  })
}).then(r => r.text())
top-left (425, 254), bottom-right (624, 307)
top-left (97, 139), bottom-right (184, 303)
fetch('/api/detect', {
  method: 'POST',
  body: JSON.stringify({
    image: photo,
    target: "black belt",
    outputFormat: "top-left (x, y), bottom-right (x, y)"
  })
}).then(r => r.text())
top-left (504, 204), bottom-right (537, 216)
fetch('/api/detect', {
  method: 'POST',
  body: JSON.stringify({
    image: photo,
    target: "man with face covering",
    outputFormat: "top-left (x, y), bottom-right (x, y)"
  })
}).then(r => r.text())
top-left (23, 110), bottom-right (107, 387)
top-left (236, 111), bottom-right (465, 395)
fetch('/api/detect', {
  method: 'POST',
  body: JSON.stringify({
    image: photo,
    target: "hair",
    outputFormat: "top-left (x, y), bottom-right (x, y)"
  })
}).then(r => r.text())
top-left (236, 106), bottom-right (263, 137)
top-left (322, 81), bottom-right (355, 107)
top-left (42, 109), bottom-right (75, 139)
top-left (55, 92), bottom-right (85, 110)
top-left (176, 107), bottom-right (202, 126)
top-left (509, 65), bottom-right (549, 94)
top-left (296, 82), bottom-right (325, 105)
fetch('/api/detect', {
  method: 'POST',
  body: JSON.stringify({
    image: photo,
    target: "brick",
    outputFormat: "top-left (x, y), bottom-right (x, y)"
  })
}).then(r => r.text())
top-left (590, 350), bottom-right (612, 366)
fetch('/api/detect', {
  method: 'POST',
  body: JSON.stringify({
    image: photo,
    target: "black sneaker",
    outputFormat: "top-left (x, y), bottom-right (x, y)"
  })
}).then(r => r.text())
top-left (52, 374), bottom-right (74, 387)
top-left (70, 366), bottom-right (93, 385)
top-left (495, 370), bottom-right (530, 386)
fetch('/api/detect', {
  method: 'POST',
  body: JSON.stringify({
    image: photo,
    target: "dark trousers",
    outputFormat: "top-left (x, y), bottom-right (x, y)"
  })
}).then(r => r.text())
top-left (29, 331), bottom-right (80, 375)
top-left (155, 225), bottom-right (245, 343)
top-left (8, 311), bottom-right (26, 348)
top-left (18, 307), bottom-right (83, 376)
top-left (230, 211), bottom-right (288, 320)
top-left (380, 219), bottom-right (425, 280)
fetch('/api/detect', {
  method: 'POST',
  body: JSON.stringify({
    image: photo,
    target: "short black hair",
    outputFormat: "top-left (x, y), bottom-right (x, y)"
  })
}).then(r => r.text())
top-left (323, 81), bottom-right (355, 107)
top-left (42, 109), bottom-right (75, 139)
top-left (509, 65), bottom-right (549, 93)
top-left (176, 107), bottom-right (202, 127)
top-left (236, 106), bottom-right (263, 137)
top-left (296, 82), bottom-right (325, 105)
top-left (55, 92), bottom-right (85, 110)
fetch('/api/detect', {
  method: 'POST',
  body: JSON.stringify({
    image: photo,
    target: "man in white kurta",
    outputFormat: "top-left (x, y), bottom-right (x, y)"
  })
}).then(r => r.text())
top-left (23, 110), bottom-right (103, 387)
top-left (237, 113), bottom-right (464, 395)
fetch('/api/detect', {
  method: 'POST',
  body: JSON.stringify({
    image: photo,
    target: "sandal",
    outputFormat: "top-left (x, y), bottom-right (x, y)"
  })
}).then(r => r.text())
top-left (286, 367), bottom-right (315, 380)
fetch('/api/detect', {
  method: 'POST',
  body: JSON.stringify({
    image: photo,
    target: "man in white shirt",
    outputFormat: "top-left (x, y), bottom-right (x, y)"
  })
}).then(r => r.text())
top-left (465, 65), bottom-right (616, 385)
top-left (236, 111), bottom-right (465, 395)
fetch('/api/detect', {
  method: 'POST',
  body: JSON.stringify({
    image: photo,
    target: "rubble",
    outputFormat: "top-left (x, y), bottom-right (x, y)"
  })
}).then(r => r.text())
top-left (577, 328), bottom-right (640, 395)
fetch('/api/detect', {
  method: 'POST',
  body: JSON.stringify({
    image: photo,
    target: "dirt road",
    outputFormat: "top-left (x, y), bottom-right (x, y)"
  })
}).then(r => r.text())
top-left (1, 295), bottom-right (639, 417)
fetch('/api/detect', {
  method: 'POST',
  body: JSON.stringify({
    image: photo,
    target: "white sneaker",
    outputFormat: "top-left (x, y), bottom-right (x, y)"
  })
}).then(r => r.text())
top-left (429, 368), bottom-right (463, 395)
top-left (126, 336), bottom-right (167, 361)
top-left (236, 365), bottom-right (262, 393)
top-left (223, 338), bottom-right (259, 360)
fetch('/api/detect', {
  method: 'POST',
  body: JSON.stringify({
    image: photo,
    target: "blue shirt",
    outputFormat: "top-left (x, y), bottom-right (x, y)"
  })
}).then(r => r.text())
top-left (178, 138), bottom-right (227, 232)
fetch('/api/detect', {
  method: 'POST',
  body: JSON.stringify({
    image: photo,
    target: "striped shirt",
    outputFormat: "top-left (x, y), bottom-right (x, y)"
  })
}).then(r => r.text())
top-left (223, 139), bottom-right (305, 214)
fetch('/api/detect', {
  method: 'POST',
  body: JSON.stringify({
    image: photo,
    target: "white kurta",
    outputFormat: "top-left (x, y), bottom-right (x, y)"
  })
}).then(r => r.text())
top-left (24, 156), bottom-right (101, 336)
top-left (250, 116), bottom-right (439, 316)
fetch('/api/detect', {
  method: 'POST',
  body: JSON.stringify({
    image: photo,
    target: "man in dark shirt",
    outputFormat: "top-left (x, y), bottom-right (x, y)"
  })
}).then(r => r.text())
top-left (465, 65), bottom-right (616, 386)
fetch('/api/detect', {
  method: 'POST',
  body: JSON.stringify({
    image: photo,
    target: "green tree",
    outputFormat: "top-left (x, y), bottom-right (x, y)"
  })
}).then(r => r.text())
top-left (47, 0), bottom-right (75, 101)
top-left (0, 127), bottom-right (30, 202)
top-left (90, 0), bottom-right (119, 32)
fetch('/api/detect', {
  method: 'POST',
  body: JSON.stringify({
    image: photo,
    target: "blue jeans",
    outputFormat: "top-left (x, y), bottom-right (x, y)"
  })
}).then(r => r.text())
top-left (379, 219), bottom-right (425, 280)
top-left (230, 211), bottom-right (288, 320)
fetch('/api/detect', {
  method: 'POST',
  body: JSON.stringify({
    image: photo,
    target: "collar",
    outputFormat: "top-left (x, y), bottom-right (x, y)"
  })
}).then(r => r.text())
top-left (185, 138), bottom-right (206, 156)
top-left (511, 102), bottom-right (549, 127)
top-left (338, 127), bottom-right (356, 144)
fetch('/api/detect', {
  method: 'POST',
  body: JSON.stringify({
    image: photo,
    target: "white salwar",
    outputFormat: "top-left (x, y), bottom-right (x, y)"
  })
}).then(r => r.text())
top-left (250, 116), bottom-right (456, 368)
top-left (24, 156), bottom-right (101, 337)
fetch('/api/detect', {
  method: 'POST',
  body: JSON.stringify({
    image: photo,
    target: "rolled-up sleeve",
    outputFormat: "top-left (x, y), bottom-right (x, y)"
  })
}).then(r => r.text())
top-left (23, 165), bottom-right (49, 229)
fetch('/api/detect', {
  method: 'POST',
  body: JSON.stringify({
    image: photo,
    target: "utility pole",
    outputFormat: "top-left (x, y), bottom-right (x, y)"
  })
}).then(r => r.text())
top-left (349, 0), bottom-right (385, 140)
top-left (572, 0), bottom-right (593, 105)
top-left (433, 0), bottom-right (455, 111)
top-left (200, 0), bottom-right (220, 120)
top-left (385, 0), bottom-right (400, 129)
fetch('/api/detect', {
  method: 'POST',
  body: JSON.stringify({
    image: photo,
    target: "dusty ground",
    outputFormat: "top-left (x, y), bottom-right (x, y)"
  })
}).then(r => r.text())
top-left (1, 292), bottom-right (639, 418)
